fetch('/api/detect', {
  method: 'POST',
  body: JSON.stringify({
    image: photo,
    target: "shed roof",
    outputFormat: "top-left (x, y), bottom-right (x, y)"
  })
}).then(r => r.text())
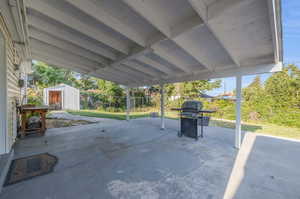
top-left (7, 0), bottom-right (283, 87)
top-left (45, 83), bottom-right (78, 90)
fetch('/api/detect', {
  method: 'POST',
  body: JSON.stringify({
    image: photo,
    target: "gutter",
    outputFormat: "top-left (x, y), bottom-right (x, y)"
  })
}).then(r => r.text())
top-left (9, 0), bottom-right (31, 61)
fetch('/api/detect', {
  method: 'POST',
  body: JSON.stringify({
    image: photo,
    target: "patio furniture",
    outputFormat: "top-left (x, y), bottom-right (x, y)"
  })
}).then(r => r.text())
top-left (19, 105), bottom-right (49, 138)
top-left (171, 100), bottom-right (215, 140)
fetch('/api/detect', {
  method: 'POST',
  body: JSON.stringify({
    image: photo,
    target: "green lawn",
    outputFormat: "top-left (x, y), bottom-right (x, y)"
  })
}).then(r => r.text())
top-left (165, 111), bottom-right (300, 140)
top-left (68, 110), bottom-right (151, 120)
top-left (67, 110), bottom-right (300, 140)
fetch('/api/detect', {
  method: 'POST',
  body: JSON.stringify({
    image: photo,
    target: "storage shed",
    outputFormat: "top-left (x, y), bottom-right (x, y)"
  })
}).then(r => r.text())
top-left (43, 84), bottom-right (80, 110)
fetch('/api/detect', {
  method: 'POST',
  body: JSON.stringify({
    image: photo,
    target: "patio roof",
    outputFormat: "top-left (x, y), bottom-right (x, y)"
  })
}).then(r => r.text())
top-left (6, 0), bottom-right (282, 87)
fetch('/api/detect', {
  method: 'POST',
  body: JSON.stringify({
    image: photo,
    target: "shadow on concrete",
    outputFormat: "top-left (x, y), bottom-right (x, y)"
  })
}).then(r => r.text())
top-left (222, 133), bottom-right (300, 199)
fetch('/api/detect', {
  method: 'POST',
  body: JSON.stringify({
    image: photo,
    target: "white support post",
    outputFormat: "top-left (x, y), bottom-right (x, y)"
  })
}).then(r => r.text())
top-left (160, 83), bottom-right (165, 130)
top-left (126, 87), bottom-right (130, 121)
top-left (235, 75), bottom-right (242, 149)
top-left (0, 31), bottom-right (7, 154)
top-left (23, 73), bottom-right (28, 104)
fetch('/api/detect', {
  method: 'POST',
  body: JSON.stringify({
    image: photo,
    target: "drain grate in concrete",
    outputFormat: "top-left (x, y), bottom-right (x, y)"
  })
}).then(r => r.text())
top-left (4, 153), bottom-right (57, 186)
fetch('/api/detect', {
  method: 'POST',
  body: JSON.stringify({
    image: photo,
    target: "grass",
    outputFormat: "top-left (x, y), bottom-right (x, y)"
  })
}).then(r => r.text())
top-left (67, 110), bottom-right (300, 140)
top-left (210, 119), bottom-right (300, 140)
top-left (67, 110), bottom-right (151, 120)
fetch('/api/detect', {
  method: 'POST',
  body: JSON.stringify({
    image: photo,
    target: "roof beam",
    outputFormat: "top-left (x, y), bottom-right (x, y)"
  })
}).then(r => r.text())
top-left (103, 67), bottom-right (146, 84)
top-left (30, 38), bottom-right (141, 85)
top-left (27, 14), bottom-right (116, 60)
top-left (135, 56), bottom-right (171, 75)
top-left (90, 47), bottom-right (159, 77)
top-left (122, 0), bottom-right (171, 37)
top-left (123, 61), bottom-right (164, 79)
top-left (28, 15), bottom-right (157, 81)
top-left (30, 38), bottom-right (101, 71)
top-left (31, 52), bottom-right (132, 85)
top-left (95, 17), bottom-right (204, 74)
top-left (31, 52), bottom-right (89, 74)
top-left (92, 60), bottom-right (161, 82)
top-left (100, 46), bottom-right (186, 76)
top-left (121, 0), bottom-right (214, 71)
top-left (25, 0), bottom-right (130, 54)
top-left (107, 47), bottom-right (153, 69)
top-left (30, 39), bottom-right (146, 83)
top-left (92, 62), bottom-right (152, 83)
top-left (188, 0), bottom-right (241, 67)
top-left (114, 65), bottom-right (154, 81)
top-left (96, 45), bottom-right (174, 76)
top-left (122, 62), bottom-right (157, 79)
top-left (129, 62), bottom-right (283, 87)
top-left (29, 27), bottom-right (110, 66)
top-left (100, 68), bottom-right (141, 84)
top-left (170, 15), bottom-right (204, 38)
top-left (64, 0), bottom-right (146, 47)
top-left (87, 45), bottom-right (175, 80)
top-left (151, 44), bottom-right (194, 74)
top-left (67, 0), bottom-right (187, 75)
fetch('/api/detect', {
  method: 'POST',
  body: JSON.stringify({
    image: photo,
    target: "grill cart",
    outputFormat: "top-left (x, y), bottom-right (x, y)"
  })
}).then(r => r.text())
top-left (171, 100), bottom-right (215, 140)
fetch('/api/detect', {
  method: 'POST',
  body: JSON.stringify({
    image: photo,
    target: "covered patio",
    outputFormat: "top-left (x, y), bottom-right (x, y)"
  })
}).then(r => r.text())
top-left (1, 118), bottom-right (300, 199)
top-left (10, 0), bottom-right (282, 148)
top-left (0, 0), bottom-right (287, 198)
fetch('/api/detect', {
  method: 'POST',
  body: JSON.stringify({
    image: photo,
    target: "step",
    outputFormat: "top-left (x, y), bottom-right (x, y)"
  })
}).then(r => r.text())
top-left (0, 150), bottom-right (14, 194)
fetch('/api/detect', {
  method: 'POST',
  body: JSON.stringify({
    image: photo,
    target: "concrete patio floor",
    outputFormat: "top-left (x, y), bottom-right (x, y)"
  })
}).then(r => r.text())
top-left (1, 118), bottom-right (300, 199)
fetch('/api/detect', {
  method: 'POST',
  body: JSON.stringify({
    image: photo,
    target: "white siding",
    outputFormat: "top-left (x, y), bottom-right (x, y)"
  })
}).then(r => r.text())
top-left (0, 13), bottom-right (23, 154)
top-left (0, 24), bottom-right (7, 154)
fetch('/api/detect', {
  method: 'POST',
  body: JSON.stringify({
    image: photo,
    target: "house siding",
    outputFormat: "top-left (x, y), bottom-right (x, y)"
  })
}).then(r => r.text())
top-left (0, 13), bottom-right (22, 152)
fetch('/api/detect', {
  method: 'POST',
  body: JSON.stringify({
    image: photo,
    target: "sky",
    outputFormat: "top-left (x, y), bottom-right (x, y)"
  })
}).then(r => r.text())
top-left (207, 0), bottom-right (300, 96)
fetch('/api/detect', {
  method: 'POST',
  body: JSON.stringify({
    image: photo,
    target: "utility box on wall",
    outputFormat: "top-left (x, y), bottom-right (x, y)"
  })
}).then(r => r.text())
top-left (43, 84), bottom-right (80, 110)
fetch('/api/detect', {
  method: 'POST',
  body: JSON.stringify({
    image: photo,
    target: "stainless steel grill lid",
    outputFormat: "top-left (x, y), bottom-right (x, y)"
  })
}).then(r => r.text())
top-left (180, 100), bottom-right (203, 118)
top-left (181, 100), bottom-right (203, 112)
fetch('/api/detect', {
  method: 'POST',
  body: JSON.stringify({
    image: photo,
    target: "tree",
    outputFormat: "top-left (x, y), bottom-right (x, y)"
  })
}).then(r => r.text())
top-left (243, 76), bottom-right (263, 101)
top-left (242, 76), bottom-right (267, 121)
top-left (181, 80), bottom-right (221, 98)
top-left (265, 65), bottom-right (300, 108)
top-left (76, 75), bottom-right (97, 90)
top-left (31, 61), bottom-right (77, 88)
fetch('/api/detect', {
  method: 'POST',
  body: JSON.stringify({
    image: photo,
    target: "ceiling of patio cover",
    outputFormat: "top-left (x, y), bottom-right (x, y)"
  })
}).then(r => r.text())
top-left (20, 0), bottom-right (282, 86)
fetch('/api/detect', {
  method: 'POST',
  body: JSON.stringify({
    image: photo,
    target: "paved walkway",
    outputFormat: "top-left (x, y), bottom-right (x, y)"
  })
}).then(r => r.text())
top-left (1, 118), bottom-right (300, 199)
top-left (47, 111), bottom-right (115, 123)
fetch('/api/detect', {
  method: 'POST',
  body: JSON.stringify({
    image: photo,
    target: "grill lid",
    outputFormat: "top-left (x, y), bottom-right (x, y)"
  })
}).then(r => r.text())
top-left (181, 100), bottom-right (203, 112)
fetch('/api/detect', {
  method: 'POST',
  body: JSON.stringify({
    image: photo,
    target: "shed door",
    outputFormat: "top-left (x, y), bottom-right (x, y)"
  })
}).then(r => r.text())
top-left (49, 91), bottom-right (62, 110)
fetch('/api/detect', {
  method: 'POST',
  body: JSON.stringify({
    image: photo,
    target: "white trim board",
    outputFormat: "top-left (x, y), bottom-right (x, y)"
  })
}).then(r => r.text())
top-left (128, 62), bottom-right (283, 87)
top-left (0, 30), bottom-right (8, 154)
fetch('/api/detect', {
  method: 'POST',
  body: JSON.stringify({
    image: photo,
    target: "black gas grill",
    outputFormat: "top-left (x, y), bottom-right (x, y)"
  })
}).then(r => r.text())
top-left (172, 100), bottom-right (215, 140)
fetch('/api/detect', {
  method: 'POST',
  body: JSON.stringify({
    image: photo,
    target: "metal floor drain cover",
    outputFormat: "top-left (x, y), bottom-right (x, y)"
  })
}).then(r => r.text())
top-left (4, 153), bottom-right (58, 186)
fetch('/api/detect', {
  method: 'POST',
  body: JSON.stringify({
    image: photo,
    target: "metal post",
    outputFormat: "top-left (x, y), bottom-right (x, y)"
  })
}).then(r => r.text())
top-left (126, 87), bottom-right (130, 121)
top-left (0, 32), bottom-right (7, 154)
top-left (160, 83), bottom-right (165, 130)
top-left (235, 75), bottom-right (242, 149)
top-left (23, 73), bottom-right (28, 104)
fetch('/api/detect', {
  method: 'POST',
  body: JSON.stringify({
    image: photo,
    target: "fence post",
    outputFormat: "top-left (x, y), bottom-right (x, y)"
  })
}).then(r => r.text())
top-left (160, 83), bottom-right (165, 130)
top-left (235, 75), bottom-right (242, 149)
top-left (126, 87), bottom-right (130, 121)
